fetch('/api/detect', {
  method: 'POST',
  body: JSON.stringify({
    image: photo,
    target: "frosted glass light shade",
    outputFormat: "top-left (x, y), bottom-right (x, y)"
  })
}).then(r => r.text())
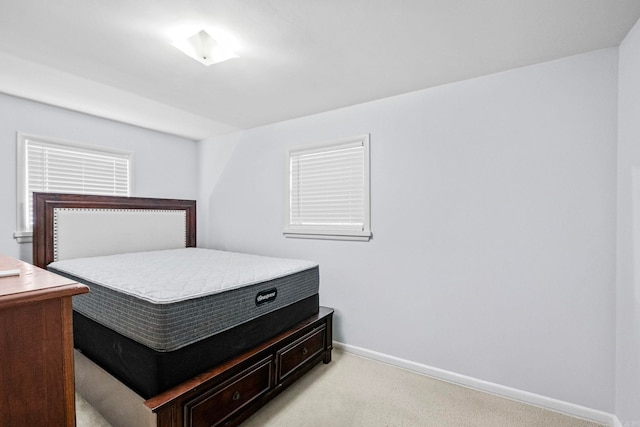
top-left (171, 30), bottom-right (238, 66)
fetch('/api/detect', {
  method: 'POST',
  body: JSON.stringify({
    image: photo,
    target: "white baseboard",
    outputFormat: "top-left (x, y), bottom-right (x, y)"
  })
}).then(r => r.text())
top-left (333, 341), bottom-right (618, 427)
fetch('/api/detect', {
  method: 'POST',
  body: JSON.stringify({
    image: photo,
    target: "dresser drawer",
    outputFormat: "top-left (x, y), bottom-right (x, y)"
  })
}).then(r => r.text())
top-left (277, 326), bottom-right (326, 382)
top-left (184, 357), bottom-right (272, 427)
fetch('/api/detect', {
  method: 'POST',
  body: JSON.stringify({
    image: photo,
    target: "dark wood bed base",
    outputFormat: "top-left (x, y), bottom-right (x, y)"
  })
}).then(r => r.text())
top-left (32, 193), bottom-right (333, 427)
top-left (148, 307), bottom-right (333, 427)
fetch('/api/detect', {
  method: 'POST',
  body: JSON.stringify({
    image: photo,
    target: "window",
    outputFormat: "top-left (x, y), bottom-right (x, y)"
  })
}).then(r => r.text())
top-left (15, 132), bottom-right (132, 242)
top-left (284, 134), bottom-right (371, 241)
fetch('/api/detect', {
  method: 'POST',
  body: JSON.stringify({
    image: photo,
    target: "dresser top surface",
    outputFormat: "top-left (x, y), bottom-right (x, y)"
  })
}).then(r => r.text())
top-left (0, 255), bottom-right (88, 304)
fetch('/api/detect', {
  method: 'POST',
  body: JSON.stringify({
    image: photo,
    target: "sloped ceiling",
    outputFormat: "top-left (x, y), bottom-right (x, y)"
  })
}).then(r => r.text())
top-left (1, 0), bottom-right (639, 140)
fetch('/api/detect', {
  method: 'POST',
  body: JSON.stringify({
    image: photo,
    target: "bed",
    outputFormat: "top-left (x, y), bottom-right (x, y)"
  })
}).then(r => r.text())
top-left (32, 192), bottom-right (333, 427)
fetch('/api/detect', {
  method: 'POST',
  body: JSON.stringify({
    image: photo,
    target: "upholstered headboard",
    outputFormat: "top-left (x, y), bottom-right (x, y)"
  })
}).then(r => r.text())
top-left (33, 193), bottom-right (196, 268)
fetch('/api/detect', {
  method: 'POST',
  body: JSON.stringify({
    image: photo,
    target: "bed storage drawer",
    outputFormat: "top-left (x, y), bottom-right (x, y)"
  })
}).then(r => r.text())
top-left (184, 357), bottom-right (272, 427)
top-left (277, 326), bottom-right (326, 382)
top-left (147, 307), bottom-right (334, 427)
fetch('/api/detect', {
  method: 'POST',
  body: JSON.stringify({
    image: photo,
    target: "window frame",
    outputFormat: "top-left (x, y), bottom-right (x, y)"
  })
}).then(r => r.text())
top-left (14, 132), bottom-right (133, 243)
top-left (284, 134), bottom-right (371, 242)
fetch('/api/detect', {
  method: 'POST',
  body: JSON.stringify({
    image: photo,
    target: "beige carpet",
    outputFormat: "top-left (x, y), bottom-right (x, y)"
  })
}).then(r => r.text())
top-left (76, 392), bottom-right (114, 427)
top-left (77, 349), bottom-right (605, 427)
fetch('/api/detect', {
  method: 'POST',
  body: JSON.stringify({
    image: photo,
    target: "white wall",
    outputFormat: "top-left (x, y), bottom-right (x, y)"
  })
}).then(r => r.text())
top-left (199, 48), bottom-right (618, 412)
top-left (0, 93), bottom-right (199, 262)
top-left (616, 17), bottom-right (640, 426)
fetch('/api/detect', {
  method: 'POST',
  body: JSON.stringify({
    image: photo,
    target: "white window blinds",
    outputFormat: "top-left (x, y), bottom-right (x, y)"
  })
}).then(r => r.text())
top-left (285, 135), bottom-right (371, 241)
top-left (17, 133), bottom-right (131, 234)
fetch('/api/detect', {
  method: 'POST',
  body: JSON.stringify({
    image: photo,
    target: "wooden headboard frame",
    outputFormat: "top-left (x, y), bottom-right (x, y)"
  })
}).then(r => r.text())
top-left (33, 193), bottom-right (196, 268)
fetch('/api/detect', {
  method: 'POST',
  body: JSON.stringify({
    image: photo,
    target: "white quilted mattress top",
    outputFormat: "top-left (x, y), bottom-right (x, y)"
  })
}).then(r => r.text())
top-left (49, 248), bottom-right (318, 304)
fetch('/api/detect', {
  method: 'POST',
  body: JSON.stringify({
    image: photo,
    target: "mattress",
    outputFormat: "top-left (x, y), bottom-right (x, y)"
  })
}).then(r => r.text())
top-left (48, 248), bottom-right (320, 352)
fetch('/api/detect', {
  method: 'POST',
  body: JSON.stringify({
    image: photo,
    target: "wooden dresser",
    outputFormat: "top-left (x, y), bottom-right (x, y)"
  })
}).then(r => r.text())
top-left (0, 255), bottom-right (89, 427)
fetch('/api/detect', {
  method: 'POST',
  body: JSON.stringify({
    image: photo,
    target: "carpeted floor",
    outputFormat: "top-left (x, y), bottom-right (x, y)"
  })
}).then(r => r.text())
top-left (76, 349), bottom-right (605, 427)
top-left (75, 392), bottom-right (114, 427)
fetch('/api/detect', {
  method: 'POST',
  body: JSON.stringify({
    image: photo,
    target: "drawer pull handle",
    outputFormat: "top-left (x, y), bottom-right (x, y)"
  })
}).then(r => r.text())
top-left (302, 347), bottom-right (309, 355)
top-left (232, 391), bottom-right (241, 401)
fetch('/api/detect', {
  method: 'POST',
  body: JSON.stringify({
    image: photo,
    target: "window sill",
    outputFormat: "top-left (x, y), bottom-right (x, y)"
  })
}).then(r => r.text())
top-left (283, 229), bottom-right (371, 242)
top-left (14, 231), bottom-right (33, 244)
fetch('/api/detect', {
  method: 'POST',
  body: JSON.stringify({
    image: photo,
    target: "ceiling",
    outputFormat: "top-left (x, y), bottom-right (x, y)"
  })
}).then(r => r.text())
top-left (1, 0), bottom-right (639, 140)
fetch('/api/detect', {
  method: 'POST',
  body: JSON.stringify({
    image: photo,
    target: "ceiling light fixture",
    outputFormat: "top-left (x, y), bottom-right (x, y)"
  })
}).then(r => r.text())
top-left (171, 29), bottom-right (238, 66)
